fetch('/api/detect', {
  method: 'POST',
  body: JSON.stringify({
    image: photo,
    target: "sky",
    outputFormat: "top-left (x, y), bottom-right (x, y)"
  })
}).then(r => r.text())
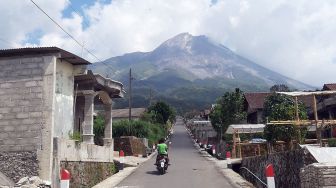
top-left (1, 0), bottom-right (336, 87)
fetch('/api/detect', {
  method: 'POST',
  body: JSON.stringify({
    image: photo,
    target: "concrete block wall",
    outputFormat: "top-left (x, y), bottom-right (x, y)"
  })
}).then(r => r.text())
top-left (0, 56), bottom-right (51, 152)
top-left (0, 55), bottom-right (56, 182)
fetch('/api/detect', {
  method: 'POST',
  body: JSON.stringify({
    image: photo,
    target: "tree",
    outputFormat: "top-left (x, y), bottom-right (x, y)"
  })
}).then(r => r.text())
top-left (263, 93), bottom-right (308, 150)
top-left (270, 84), bottom-right (290, 92)
top-left (209, 88), bottom-right (247, 140)
top-left (148, 101), bottom-right (176, 124)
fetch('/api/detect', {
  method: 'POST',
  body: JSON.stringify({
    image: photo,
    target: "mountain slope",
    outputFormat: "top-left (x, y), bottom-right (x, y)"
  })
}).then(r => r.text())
top-left (91, 33), bottom-right (312, 112)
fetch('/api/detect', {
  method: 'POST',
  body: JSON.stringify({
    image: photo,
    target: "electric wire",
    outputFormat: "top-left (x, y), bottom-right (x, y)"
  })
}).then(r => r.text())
top-left (29, 0), bottom-right (115, 73)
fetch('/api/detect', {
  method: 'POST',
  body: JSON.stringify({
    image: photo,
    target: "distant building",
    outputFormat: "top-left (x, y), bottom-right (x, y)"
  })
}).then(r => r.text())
top-left (244, 92), bottom-right (271, 123)
top-left (112, 108), bottom-right (147, 121)
top-left (200, 109), bottom-right (211, 120)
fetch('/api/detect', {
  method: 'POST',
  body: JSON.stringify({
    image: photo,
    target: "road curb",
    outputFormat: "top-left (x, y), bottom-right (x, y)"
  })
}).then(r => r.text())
top-left (187, 127), bottom-right (254, 188)
top-left (93, 152), bottom-right (157, 188)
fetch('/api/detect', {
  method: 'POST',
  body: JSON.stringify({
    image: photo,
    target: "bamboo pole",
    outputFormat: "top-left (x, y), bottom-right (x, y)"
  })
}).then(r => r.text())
top-left (313, 95), bottom-right (322, 146)
top-left (295, 96), bottom-right (302, 144)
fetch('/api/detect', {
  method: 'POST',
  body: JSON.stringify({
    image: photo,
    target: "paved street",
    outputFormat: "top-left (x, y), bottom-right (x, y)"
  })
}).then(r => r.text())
top-left (115, 118), bottom-right (234, 188)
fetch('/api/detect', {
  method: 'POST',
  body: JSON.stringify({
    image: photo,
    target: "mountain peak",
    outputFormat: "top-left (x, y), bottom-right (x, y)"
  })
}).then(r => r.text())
top-left (160, 32), bottom-right (194, 52)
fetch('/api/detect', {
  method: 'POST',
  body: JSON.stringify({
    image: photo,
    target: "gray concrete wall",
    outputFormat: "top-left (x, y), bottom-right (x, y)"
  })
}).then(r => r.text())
top-left (54, 60), bottom-right (74, 138)
top-left (55, 138), bottom-right (114, 162)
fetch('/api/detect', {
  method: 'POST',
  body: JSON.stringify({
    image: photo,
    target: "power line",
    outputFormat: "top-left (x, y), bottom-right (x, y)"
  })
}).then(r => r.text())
top-left (65, 0), bottom-right (116, 74)
top-left (29, 0), bottom-right (115, 72)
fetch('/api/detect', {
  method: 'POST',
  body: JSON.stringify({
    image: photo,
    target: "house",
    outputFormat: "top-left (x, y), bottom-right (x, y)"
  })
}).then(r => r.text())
top-left (318, 84), bottom-right (336, 137)
top-left (244, 92), bottom-right (271, 123)
top-left (112, 108), bottom-right (146, 121)
top-left (200, 109), bottom-right (211, 120)
top-left (0, 47), bottom-right (124, 186)
top-left (189, 120), bottom-right (217, 145)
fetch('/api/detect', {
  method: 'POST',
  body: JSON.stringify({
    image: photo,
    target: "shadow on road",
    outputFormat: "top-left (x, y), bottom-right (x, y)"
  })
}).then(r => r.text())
top-left (146, 170), bottom-right (161, 176)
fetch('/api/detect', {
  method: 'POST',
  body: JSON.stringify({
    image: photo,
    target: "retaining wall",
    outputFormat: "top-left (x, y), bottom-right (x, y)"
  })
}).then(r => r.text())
top-left (300, 163), bottom-right (336, 188)
top-left (0, 151), bottom-right (38, 183)
top-left (60, 161), bottom-right (117, 188)
top-left (240, 149), bottom-right (316, 188)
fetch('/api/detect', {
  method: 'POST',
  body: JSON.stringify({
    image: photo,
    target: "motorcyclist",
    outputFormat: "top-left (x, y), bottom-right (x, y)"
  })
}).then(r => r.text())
top-left (156, 138), bottom-right (169, 165)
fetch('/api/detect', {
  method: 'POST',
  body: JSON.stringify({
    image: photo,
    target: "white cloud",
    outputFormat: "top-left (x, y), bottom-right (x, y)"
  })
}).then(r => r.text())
top-left (1, 0), bottom-right (336, 86)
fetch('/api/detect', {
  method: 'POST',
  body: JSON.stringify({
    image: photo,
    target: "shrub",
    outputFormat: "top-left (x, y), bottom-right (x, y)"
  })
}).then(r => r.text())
top-left (328, 138), bottom-right (336, 147)
top-left (113, 120), bottom-right (167, 147)
top-left (69, 131), bottom-right (81, 141)
top-left (94, 115), bottom-right (105, 146)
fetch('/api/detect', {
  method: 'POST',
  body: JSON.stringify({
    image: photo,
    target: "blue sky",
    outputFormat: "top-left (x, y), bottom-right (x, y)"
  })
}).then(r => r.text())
top-left (1, 0), bottom-right (336, 86)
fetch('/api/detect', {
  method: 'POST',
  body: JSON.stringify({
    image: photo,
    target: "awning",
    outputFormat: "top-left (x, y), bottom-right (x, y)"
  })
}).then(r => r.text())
top-left (226, 124), bottom-right (265, 134)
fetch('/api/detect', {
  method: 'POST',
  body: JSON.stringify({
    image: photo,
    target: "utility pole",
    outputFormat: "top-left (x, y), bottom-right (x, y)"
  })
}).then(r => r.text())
top-left (129, 68), bottom-right (132, 122)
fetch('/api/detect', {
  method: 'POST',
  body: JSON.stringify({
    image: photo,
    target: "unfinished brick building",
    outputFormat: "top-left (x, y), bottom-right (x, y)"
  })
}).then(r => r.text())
top-left (0, 47), bottom-right (124, 186)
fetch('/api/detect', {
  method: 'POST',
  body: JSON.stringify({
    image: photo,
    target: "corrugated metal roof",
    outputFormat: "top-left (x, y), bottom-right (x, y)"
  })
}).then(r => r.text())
top-left (0, 47), bottom-right (91, 65)
top-left (226, 124), bottom-right (265, 134)
top-left (278, 91), bottom-right (336, 96)
top-left (302, 145), bottom-right (336, 163)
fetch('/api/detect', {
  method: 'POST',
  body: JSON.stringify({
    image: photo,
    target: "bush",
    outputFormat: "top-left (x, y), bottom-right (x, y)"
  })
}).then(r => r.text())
top-left (94, 115), bottom-right (105, 146)
top-left (113, 120), bottom-right (167, 147)
top-left (69, 131), bottom-right (81, 141)
top-left (328, 138), bottom-right (336, 147)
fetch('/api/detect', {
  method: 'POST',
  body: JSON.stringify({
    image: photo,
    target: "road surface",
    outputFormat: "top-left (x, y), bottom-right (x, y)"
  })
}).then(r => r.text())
top-left (115, 118), bottom-right (234, 188)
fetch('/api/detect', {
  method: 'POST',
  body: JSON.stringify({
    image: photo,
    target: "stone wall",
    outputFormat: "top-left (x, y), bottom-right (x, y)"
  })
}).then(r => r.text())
top-left (114, 136), bottom-right (146, 156)
top-left (300, 163), bottom-right (336, 188)
top-left (240, 149), bottom-right (316, 188)
top-left (60, 161), bottom-right (117, 188)
top-left (0, 151), bottom-right (38, 183)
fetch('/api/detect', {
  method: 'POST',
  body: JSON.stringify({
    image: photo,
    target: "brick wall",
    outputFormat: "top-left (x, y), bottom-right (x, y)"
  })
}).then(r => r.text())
top-left (300, 163), bottom-right (336, 188)
top-left (0, 56), bottom-right (53, 152)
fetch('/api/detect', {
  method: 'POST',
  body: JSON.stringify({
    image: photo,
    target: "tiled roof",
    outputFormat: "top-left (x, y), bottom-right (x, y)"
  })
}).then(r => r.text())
top-left (0, 47), bottom-right (90, 65)
top-left (244, 92), bottom-right (271, 110)
top-left (323, 83), bottom-right (336, 91)
top-left (112, 108), bottom-right (146, 118)
top-left (297, 95), bottom-right (314, 108)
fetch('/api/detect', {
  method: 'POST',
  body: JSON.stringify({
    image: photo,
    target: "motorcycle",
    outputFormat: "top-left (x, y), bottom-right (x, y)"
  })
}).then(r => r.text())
top-left (156, 155), bottom-right (168, 175)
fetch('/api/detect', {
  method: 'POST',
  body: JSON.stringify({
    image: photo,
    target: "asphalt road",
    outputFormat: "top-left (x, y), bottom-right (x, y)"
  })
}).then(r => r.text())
top-left (115, 118), bottom-right (234, 188)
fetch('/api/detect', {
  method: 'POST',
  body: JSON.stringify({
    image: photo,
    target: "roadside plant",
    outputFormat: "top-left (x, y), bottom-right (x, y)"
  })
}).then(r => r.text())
top-left (263, 93), bottom-right (308, 150)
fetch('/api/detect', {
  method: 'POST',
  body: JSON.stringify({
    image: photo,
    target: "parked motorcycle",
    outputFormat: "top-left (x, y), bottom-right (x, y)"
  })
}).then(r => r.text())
top-left (156, 155), bottom-right (168, 175)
